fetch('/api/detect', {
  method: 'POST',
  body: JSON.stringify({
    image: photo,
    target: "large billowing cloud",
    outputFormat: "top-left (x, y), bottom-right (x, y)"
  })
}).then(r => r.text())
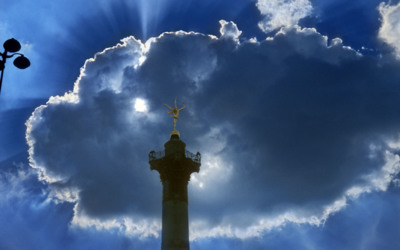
top-left (26, 20), bottom-right (400, 239)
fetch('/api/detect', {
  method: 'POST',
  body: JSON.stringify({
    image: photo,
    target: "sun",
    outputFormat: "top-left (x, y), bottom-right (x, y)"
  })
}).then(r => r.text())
top-left (134, 98), bottom-right (148, 112)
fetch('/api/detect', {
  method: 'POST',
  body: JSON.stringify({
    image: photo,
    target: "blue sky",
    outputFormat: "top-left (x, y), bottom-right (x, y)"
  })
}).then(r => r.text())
top-left (2, 0), bottom-right (400, 249)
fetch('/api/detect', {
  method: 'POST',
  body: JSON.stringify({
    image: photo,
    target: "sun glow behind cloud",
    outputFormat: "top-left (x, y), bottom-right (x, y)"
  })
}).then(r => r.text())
top-left (134, 98), bottom-right (148, 112)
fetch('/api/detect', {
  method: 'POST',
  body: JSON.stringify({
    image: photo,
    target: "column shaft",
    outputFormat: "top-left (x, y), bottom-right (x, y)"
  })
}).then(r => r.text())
top-left (161, 180), bottom-right (190, 250)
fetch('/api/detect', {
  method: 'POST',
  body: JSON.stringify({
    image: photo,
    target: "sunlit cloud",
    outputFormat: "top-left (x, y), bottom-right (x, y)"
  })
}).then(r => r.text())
top-left (256, 0), bottom-right (313, 32)
top-left (25, 19), bottom-right (400, 241)
top-left (378, 2), bottom-right (400, 58)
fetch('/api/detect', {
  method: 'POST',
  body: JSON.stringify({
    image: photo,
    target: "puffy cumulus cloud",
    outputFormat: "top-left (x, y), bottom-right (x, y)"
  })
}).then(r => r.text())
top-left (378, 2), bottom-right (400, 58)
top-left (219, 20), bottom-right (242, 41)
top-left (257, 0), bottom-right (313, 32)
top-left (26, 21), bottom-right (400, 239)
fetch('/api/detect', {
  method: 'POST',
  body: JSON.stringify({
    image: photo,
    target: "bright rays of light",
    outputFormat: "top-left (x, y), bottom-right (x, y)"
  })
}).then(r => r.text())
top-left (136, 0), bottom-right (169, 38)
top-left (134, 98), bottom-right (148, 112)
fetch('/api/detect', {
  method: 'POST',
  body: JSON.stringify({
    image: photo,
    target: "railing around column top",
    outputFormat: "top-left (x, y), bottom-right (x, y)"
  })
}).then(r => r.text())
top-left (149, 150), bottom-right (201, 164)
top-left (185, 150), bottom-right (201, 164)
top-left (149, 150), bottom-right (165, 161)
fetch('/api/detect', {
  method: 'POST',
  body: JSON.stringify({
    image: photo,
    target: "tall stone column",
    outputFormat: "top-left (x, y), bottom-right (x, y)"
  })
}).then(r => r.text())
top-left (149, 134), bottom-right (201, 250)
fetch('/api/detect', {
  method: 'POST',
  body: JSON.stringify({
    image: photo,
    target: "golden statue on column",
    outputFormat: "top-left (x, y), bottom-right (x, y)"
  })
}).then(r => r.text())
top-left (164, 98), bottom-right (185, 137)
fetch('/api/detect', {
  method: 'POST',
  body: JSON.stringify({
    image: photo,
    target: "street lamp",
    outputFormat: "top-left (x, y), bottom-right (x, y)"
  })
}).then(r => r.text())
top-left (0, 38), bottom-right (31, 93)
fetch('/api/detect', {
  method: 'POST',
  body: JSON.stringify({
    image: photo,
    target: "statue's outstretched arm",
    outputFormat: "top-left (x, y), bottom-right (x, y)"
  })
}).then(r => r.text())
top-left (163, 103), bottom-right (173, 111)
top-left (178, 102), bottom-right (186, 111)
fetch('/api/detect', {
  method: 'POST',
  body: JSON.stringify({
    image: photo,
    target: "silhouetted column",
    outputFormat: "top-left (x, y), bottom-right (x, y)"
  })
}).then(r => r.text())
top-left (149, 134), bottom-right (201, 250)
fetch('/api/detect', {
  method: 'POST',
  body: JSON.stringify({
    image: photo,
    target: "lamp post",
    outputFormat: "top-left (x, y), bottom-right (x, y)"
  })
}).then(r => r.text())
top-left (0, 38), bottom-right (30, 93)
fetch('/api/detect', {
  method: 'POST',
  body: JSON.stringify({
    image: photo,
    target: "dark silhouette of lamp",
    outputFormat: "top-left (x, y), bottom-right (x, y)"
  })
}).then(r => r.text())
top-left (0, 38), bottom-right (31, 93)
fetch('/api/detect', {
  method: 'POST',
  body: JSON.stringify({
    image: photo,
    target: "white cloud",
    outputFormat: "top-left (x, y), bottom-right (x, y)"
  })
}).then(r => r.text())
top-left (219, 20), bottom-right (242, 41)
top-left (378, 2), bottom-right (400, 58)
top-left (256, 0), bottom-right (313, 32)
top-left (71, 206), bottom-right (161, 239)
